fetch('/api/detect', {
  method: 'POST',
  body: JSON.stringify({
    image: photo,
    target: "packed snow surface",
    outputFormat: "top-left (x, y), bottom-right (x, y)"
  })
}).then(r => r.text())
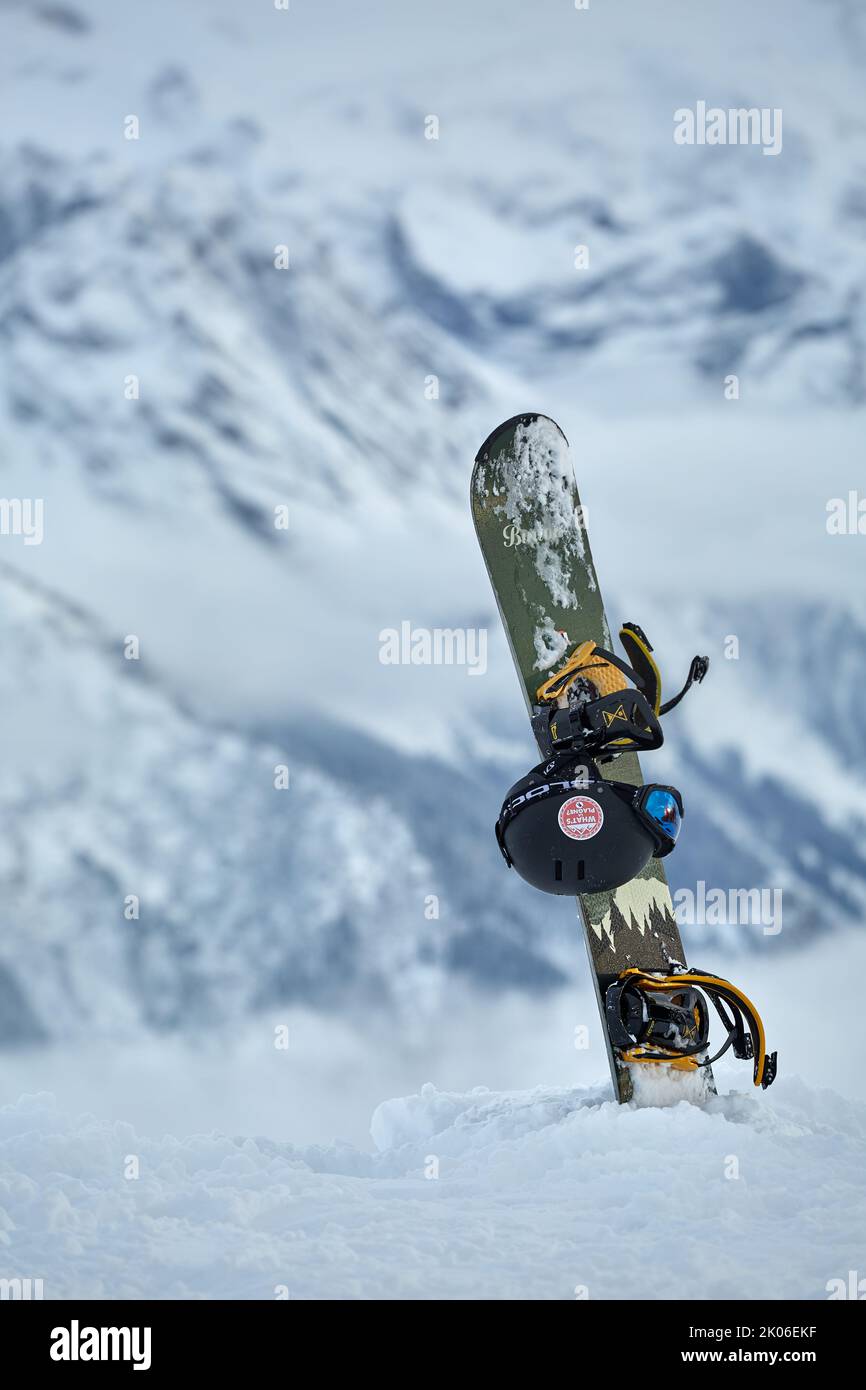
top-left (1, 1078), bottom-right (863, 1300)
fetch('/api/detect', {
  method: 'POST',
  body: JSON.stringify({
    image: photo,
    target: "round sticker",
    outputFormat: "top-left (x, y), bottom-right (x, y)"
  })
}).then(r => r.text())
top-left (558, 795), bottom-right (604, 841)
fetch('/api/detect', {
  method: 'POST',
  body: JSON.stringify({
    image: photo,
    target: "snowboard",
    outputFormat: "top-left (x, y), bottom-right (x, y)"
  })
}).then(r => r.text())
top-left (471, 413), bottom-right (711, 1104)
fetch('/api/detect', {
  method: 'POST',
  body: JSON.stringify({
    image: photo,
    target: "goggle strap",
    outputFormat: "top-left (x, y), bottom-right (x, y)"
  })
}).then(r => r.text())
top-left (495, 753), bottom-right (595, 850)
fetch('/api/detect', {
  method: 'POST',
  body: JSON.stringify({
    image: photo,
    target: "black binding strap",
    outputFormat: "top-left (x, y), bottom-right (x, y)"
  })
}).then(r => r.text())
top-left (659, 655), bottom-right (710, 716)
top-left (532, 689), bottom-right (664, 761)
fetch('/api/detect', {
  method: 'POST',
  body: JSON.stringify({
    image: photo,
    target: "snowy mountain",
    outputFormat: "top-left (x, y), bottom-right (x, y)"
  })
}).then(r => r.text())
top-left (2, 554), bottom-right (865, 1047)
top-left (0, 0), bottom-right (865, 1054)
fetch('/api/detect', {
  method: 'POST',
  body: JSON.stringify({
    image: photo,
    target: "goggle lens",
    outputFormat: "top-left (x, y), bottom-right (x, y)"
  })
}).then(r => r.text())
top-left (642, 788), bottom-right (682, 843)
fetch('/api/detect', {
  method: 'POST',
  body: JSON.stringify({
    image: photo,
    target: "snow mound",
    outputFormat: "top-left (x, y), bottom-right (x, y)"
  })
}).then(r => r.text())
top-left (1, 1080), bottom-right (864, 1300)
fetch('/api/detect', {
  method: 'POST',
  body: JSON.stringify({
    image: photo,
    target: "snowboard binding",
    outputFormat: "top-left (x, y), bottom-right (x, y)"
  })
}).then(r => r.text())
top-left (496, 624), bottom-right (706, 896)
top-left (604, 967), bottom-right (777, 1089)
top-left (531, 686), bottom-right (664, 763)
top-left (530, 623), bottom-right (708, 764)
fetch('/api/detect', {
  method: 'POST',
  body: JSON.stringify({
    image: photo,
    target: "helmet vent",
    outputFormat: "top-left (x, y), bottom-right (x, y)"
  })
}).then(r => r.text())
top-left (554, 860), bottom-right (563, 882)
top-left (577, 859), bottom-right (585, 882)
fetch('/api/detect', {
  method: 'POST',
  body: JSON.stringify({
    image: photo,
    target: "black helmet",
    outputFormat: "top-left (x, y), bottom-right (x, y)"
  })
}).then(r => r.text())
top-left (495, 758), bottom-right (683, 897)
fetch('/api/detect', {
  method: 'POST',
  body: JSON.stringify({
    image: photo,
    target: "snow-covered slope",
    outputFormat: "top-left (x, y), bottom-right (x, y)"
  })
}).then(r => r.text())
top-left (1, 1077), bottom-right (863, 1299)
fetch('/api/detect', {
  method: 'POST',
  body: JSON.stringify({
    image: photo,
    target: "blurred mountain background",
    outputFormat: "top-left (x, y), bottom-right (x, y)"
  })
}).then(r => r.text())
top-left (0, 0), bottom-right (864, 1141)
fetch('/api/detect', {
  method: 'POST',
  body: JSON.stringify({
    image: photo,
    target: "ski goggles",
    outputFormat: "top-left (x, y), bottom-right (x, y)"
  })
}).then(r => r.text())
top-left (496, 761), bottom-right (684, 865)
top-left (629, 784), bottom-right (683, 856)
